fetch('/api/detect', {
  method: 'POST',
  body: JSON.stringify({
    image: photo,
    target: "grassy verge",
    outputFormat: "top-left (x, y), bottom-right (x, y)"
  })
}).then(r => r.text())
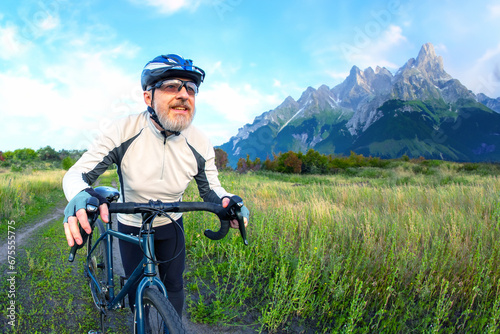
top-left (0, 170), bottom-right (66, 240)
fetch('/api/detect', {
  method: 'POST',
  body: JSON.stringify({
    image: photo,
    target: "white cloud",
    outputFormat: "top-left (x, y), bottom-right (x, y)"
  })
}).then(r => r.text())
top-left (460, 42), bottom-right (500, 98)
top-left (326, 70), bottom-right (350, 81)
top-left (38, 14), bottom-right (59, 31)
top-left (0, 24), bottom-right (31, 60)
top-left (130, 0), bottom-right (203, 14)
top-left (198, 82), bottom-right (281, 123)
top-left (0, 29), bottom-right (143, 151)
top-left (340, 25), bottom-right (408, 70)
top-left (194, 81), bottom-right (284, 145)
top-left (488, 3), bottom-right (500, 18)
top-left (0, 59), bottom-right (142, 150)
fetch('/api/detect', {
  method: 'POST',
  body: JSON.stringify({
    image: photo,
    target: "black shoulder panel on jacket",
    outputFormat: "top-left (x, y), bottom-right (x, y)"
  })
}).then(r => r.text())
top-left (82, 130), bottom-right (143, 186)
top-left (187, 142), bottom-right (220, 203)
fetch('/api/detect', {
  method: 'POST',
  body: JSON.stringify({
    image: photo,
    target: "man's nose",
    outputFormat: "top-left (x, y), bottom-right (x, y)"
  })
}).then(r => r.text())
top-left (176, 84), bottom-right (190, 99)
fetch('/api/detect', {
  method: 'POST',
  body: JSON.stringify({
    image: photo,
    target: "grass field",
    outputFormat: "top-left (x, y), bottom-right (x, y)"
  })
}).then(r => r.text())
top-left (0, 169), bottom-right (66, 239)
top-left (1, 163), bottom-right (499, 333)
top-left (183, 163), bottom-right (500, 333)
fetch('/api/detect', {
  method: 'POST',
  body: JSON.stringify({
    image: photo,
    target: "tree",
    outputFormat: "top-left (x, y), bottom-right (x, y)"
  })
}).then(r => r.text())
top-left (277, 151), bottom-right (302, 174)
top-left (236, 157), bottom-right (248, 173)
top-left (214, 148), bottom-right (229, 170)
top-left (62, 156), bottom-right (76, 170)
top-left (302, 149), bottom-right (329, 174)
top-left (263, 153), bottom-right (278, 171)
top-left (37, 146), bottom-right (60, 161)
top-left (13, 148), bottom-right (37, 162)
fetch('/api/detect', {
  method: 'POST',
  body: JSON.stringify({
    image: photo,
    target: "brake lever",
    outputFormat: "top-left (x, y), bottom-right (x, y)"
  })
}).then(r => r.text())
top-left (68, 196), bottom-right (99, 262)
top-left (226, 196), bottom-right (248, 246)
top-left (232, 203), bottom-right (249, 246)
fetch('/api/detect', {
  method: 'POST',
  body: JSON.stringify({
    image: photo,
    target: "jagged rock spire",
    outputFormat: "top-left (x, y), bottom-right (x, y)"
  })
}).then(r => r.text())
top-left (415, 42), bottom-right (451, 82)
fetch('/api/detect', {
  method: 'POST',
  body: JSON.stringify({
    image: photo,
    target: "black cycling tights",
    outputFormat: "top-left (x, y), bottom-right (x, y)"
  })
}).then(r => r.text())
top-left (118, 218), bottom-right (185, 318)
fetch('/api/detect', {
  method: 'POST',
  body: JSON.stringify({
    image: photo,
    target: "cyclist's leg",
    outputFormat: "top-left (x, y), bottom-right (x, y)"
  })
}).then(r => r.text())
top-left (117, 221), bottom-right (143, 312)
top-left (155, 217), bottom-right (186, 318)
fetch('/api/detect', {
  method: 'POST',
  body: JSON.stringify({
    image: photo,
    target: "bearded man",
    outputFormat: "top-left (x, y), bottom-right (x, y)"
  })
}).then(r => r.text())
top-left (62, 54), bottom-right (249, 319)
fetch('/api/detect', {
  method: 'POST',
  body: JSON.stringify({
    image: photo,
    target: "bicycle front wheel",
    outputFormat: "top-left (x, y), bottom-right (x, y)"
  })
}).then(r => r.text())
top-left (134, 288), bottom-right (186, 334)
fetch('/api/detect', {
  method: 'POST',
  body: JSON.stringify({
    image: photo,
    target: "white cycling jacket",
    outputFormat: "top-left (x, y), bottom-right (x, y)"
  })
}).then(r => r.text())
top-left (63, 110), bottom-right (232, 227)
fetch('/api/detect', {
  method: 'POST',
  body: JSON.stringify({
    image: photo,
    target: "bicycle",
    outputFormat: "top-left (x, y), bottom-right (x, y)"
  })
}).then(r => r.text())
top-left (68, 186), bottom-right (248, 334)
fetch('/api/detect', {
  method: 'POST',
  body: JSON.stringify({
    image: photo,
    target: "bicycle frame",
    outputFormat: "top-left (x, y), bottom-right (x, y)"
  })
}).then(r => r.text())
top-left (86, 213), bottom-right (167, 333)
top-left (68, 186), bottom-right (248, 333)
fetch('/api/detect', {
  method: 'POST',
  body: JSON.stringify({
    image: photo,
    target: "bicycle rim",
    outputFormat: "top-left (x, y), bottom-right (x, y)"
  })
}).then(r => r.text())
top-left (87, 219), bottom-right (108, 310)
top-left (134, 288), bottom-right (185, 334)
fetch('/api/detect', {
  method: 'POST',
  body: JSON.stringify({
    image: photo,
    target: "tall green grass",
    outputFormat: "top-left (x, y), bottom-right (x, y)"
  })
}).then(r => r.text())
top-left (0, 169), bottom-right (65, 237)
top-left (183, 166), bottom-right (500, 333)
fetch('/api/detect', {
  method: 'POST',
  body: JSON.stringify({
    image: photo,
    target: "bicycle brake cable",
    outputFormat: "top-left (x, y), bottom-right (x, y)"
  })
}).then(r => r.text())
top-left (138, 208), bottom-right (186, 265)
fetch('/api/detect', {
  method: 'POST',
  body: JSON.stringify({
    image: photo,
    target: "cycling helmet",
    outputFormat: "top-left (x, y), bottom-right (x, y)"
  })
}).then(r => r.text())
top-left (141, 54), bottom-right (205, 91)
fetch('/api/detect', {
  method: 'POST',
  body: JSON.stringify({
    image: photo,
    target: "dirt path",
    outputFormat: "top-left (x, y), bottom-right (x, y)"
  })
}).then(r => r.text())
top-left (0, 202), bottom-right (65, 266)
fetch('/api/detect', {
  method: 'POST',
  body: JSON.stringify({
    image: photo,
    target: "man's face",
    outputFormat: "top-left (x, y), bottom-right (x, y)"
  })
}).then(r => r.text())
top-left (144, 77), bottom-right (196, 132)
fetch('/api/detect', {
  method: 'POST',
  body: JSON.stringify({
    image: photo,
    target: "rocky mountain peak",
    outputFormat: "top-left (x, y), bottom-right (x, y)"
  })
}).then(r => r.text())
top-left (390, 42), bottom-right (469, 104)
top-left (279, 95), bottom-right (298, 109)
top-left (416, 42), bottom-right (437, 64)
top-left (415, 42), bottom-right (451, 82)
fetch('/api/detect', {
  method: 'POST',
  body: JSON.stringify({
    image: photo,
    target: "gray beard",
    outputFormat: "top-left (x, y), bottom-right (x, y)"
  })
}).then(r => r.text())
top-left (157, 108), bottom-right (195, 132)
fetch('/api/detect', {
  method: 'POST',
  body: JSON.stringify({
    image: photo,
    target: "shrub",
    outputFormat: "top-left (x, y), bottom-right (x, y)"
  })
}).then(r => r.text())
top-left (62, 156), bottom-right (76, 170)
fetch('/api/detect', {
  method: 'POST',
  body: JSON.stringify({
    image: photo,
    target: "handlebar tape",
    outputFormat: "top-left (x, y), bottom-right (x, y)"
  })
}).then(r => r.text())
top-left (204, 219), bottom-right (230, 240)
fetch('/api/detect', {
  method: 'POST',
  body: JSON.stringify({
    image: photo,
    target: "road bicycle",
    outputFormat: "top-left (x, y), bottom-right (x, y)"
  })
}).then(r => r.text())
top-left (68, 186), bottom-right (248, 334)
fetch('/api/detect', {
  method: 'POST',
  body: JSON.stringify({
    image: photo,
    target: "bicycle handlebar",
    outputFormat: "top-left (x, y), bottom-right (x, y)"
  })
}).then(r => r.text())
top-left (68, 195), bottom-right (248, 262)
top-left (107, 200), bottom-right (245, 241)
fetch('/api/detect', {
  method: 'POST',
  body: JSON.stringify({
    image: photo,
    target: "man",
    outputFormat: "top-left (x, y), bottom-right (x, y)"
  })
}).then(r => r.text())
top-left (62, 54), bottom-right (249, 318)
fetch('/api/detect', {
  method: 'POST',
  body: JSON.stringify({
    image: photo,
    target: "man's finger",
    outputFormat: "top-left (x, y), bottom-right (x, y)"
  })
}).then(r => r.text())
top-left (230, 217), bottom-right (248, 229)
top-left (75, 208), bottom-right (91, 234)
top-left (100, 203), bottom-right (110, 223)
top-left (230, 219), bottom-right (238, 229)
top-left (63, 223), bottom-right (75, 247)
top-left (222, 197), bottom-right (230, 208)
top-left (68, 216), bottom-right (83, 245)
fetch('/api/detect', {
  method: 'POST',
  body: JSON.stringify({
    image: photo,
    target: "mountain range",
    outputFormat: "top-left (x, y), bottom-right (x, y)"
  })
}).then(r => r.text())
top-left (219, 43), bottom-right (500, 166)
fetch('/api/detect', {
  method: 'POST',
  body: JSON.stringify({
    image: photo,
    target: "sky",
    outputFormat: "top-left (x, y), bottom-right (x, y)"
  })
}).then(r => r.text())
top-left (1, 0), bottom-right (500, 152)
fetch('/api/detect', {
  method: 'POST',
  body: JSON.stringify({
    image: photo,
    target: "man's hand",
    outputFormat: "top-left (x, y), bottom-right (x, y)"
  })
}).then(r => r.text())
top-left (222, 197), bottom-right (249, 229)
top-left (63, 204), bottom-right (109, 247)
top-left (63, 189), bottom-right (109, 247)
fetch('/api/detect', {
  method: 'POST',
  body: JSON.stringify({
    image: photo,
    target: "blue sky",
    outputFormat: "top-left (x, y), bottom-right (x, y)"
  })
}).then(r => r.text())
top-left (1, 0), bottom-right (500, 151)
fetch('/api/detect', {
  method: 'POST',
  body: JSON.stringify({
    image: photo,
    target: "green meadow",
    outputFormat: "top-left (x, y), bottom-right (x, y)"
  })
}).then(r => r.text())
top-left (1, 162), bottom-right (499, 333)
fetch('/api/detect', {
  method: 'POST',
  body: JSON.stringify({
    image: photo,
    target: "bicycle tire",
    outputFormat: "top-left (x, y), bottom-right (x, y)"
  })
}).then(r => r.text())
top-left (87, 218), bottom-right (108, 310)
top-left (134, 288), bottom-right (186, 334)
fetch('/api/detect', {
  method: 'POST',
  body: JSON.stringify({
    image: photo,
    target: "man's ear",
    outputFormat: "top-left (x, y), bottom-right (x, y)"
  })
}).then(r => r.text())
top-left (143, 90), bottom-right (152, 107)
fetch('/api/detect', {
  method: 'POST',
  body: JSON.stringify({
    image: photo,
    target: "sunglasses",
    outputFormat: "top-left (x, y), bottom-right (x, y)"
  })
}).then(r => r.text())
top-left (150, 79), bottom-right (199, 96)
